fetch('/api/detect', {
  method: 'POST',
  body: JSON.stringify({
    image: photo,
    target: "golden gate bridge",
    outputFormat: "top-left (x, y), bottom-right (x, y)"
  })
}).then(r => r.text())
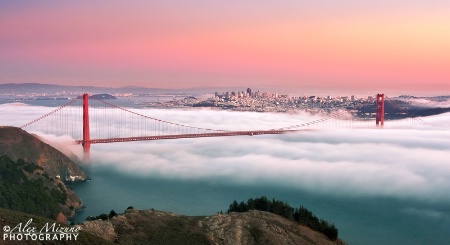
top-left (19, 93), bottom-right (425, 161)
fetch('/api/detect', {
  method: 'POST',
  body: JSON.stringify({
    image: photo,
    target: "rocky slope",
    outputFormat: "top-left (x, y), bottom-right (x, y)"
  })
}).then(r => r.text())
top-left (80, 209), bottom-right (347, 245)
top-left (0, 126), bottom-right (87, 219)
top-left (0, 126), bottom-right (86, 181)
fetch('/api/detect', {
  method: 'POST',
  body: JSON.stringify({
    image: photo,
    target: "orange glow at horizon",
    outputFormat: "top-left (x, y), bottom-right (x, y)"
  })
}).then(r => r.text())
top-left (0, 2), bottom-right (449, 91)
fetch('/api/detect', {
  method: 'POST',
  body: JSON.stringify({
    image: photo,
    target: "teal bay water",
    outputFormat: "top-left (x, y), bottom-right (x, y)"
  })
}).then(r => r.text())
top-left (72, 165), bottom-right (449, 245)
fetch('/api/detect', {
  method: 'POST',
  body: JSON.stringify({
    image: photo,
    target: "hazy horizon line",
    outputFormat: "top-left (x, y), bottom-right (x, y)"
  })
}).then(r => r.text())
top-left (1, 82), bottom-right (449, 97)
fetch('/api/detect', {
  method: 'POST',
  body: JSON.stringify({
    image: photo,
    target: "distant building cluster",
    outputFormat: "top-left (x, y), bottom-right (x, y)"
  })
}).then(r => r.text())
top-left (214, 88), bottom-right (288, 101)
top-left (133, 87), bottom-right (377, 116)
top-left (201, 87), bottom-right (373, 114)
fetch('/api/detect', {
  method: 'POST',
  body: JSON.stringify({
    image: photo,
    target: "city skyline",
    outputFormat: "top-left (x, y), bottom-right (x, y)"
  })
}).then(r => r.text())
top-left (1, 1), bottom-right (449, 94)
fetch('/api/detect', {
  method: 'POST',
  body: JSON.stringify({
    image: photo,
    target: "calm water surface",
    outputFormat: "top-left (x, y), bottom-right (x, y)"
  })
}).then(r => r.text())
top-left (72, 165), bottom-right (449, 245)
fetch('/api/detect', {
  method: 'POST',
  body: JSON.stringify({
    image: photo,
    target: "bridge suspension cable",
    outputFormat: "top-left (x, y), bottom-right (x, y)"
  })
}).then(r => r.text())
top-left (384, 99), bottom-right (431, 126)
top-left (20, 98), bottom-right (79, 129)
top-left (93, 98), bottom-right (227, 133)
top-left (273, 110), bottom-right (367, 130)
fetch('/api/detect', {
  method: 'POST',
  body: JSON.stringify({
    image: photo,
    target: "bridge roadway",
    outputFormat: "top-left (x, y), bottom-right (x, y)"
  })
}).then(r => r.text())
top-left (75, 129), bottom-right (304, 144)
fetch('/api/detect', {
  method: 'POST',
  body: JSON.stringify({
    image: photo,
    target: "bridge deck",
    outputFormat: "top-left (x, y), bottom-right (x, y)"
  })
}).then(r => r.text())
top-left (75, 130), bottom-right (304, 144)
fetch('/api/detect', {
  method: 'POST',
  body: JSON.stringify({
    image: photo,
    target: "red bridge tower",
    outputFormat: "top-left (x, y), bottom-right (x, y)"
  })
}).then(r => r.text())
top-left (376, 94), bottom-right (385, 126)
top-left (82, 93), bottom-right (90, 162)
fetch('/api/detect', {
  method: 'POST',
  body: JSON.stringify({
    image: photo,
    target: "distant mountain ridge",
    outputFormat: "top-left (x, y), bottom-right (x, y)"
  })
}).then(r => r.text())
top-left (0, 83), bottom-right (211, 95)
top-left (0, 83), bottom-right (173, 95)
top-left (0, 83), bottom-right (299, 96)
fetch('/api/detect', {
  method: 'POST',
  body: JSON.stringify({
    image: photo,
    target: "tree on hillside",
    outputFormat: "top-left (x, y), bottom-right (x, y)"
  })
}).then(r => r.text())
top-left (227, 196), bottom-right (339, 241)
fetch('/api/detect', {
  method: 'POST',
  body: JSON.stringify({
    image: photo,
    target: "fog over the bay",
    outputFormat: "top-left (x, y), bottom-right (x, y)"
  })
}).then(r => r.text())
top-left (398, 97), bottom-right (450, 108)
top-left (2, 103), bottom-right (450, 207)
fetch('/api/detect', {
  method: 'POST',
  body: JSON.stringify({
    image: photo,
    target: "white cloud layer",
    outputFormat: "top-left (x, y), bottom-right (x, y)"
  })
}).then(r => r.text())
top-left (397, 97), bottom-right (450, 108)
top-left (2, 103), bottom-right (450, 203)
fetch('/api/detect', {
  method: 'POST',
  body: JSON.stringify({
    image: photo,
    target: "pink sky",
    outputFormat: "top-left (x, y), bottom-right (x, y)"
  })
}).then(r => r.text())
top-left (0, 1), bottom-right (449, 94)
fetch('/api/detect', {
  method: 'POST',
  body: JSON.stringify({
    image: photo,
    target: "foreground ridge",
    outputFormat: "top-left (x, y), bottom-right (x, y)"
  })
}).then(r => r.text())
top-left (80, 208), bottom-right (347, 245)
